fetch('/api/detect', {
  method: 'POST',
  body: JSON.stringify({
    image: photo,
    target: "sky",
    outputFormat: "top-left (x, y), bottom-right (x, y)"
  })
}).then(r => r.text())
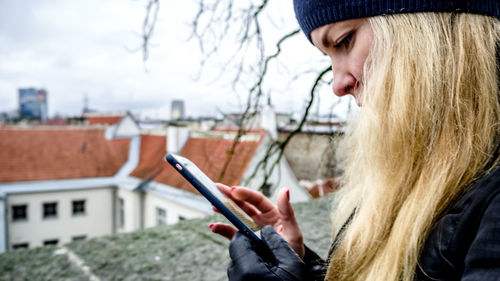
top-left (0, 0), bottom-right (354, 120)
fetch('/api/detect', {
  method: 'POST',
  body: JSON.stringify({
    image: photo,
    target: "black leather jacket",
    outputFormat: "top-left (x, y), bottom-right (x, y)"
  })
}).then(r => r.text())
top-left (303, 166), bottom-right (500, 281)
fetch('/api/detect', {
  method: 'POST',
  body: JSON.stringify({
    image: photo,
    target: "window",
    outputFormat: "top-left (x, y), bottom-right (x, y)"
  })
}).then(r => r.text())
top-left (156, 207), bottom-right (166, 225)
top-left (12, 204), bottom-right (27, 221)
top-left (12, 243), bottom-right (29, 250)
top-left (43, 239), bottom-right (59, 246)
top-left (72, 235), bottom-right (87, 242)
top-left (119, 198), bottom-right (124, 228)
top-left (178, 216), bottom-right (186, 221)
top-left (43, 202), bottom-right (57, 219)
top-left (72, 200), bottom-right (86, 216)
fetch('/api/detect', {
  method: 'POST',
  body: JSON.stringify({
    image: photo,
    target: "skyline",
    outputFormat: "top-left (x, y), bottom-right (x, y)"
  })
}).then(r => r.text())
top-left (0, 0), bottom-right (354, 120)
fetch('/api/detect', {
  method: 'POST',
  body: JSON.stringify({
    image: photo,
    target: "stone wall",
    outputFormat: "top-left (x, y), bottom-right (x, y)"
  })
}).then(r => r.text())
top-left (279, 132), bottom-right (343, 181)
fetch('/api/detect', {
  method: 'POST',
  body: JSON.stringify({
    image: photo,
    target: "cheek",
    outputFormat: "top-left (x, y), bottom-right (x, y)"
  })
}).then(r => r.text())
top-left (351, 56), bottom-right (366, 82)
top-left (352, 46), bottom-right (371, 82)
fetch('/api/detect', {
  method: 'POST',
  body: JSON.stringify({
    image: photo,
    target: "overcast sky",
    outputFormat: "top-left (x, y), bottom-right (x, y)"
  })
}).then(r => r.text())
top-left (0, 0), bottom-right (353, 120)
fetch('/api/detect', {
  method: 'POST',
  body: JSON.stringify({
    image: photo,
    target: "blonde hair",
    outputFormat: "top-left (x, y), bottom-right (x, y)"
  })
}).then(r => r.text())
top-left (328, 13), bottom-right (500, 281)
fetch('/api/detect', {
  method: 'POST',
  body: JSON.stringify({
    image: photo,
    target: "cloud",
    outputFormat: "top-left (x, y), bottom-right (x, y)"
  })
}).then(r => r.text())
top-left (0, 0), bottom-right (348, 120)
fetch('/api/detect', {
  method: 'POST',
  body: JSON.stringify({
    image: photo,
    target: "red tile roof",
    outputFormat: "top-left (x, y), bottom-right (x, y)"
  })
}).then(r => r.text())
top-left (130, 134), bottom-right (263, 194)
top-left (87, 116), bottom-right (123, 126)
top-left (308, 177), bottom-right (341, 199)
top-left (129, 134), bottom-right (167, 180)
top-left (0, 128), bottom-right (130, 183)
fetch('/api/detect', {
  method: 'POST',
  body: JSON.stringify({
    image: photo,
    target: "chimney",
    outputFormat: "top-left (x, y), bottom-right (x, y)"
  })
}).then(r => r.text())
top-left (167, 125), bottom-right (190, 154)
top-left (260, 96), bottom-right (278, 139)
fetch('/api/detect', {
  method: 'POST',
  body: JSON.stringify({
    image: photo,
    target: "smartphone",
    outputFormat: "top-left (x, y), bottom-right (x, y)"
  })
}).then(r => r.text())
top-left (165, 153), bottom-right (263, 245)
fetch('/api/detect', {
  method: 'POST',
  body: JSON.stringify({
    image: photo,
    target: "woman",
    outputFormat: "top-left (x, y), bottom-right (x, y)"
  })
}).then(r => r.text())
top-left (210, 1), bottom-right (500, 280)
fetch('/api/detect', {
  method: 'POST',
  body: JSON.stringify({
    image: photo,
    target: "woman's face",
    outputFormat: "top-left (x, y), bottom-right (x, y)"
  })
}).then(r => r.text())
top-left (311, 18), bottom-right (374, 105)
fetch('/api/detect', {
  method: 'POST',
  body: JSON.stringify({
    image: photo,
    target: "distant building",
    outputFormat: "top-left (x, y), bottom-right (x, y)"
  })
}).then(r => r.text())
top-left (18, 88), bottom-right (48, 122)
top-left (171, 100), bottom-right (185, 120)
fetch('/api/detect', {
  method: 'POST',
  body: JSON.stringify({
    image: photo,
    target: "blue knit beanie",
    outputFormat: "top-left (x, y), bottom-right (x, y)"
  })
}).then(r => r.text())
top-left (294, 0), bottom-right (500, 42)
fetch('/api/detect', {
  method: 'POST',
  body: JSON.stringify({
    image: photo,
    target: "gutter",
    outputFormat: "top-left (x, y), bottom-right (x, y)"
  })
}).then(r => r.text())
top-left (134, 171), bottom-right (160, 230)
top-left (114, 135), bottom-right (141, 178)
top-left (0, 195), bottom-right (7, 253)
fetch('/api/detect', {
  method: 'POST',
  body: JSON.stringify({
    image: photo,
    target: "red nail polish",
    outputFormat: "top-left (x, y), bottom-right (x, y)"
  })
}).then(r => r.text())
top-left (231, 186), bottom-right (236, 191)
top-left (286, 189), bottom-right (290, 200)
top-left (209, 224), bottom-right (214, 229)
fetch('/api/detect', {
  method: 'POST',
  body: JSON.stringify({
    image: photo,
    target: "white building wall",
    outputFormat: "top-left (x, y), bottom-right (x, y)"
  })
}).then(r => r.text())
top-left (116, 188), bottom-right (141, 233)
top-left (167, 126), bottom-right (189, 154)
top-left (242, 134), bottom-right (311, 203)
top-left (7, 187), bottom-right (113, 249)
top-left (143, 193), bottom-right (206, 228)
top-left (115, 115), bottom-right (141, 137)
top-left (0, 198), bottom-right (6, 253)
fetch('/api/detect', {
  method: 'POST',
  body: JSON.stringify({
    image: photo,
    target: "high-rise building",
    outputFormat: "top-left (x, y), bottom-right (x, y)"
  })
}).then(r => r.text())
top-left (171, 100), bottom-right (185, 120)
top-left (18, 88), bottom-right (48, 121)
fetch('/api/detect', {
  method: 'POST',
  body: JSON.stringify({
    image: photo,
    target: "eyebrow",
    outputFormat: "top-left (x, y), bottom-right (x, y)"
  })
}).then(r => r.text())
top-left (321, 31), bottom-right (332, 50)
top-left (316, 29), bottom-right (331, 56)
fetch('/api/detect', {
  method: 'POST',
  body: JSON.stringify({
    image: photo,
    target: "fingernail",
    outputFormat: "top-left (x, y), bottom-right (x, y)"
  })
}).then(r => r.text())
top-left (209, 224), bottom-right (214, 229)
top-left (230, 186), bottom-right (236, 191)
top-left (286, 189), bottom-right (290, 200)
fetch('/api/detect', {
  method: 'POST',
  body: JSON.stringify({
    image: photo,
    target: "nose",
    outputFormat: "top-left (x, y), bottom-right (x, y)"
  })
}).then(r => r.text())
top-left (331, 65), bottom-right (357, 97)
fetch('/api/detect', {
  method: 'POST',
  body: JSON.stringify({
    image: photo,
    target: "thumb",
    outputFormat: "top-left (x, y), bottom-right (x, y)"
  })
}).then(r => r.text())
top-left (277, 188), bottom-right (304, 258)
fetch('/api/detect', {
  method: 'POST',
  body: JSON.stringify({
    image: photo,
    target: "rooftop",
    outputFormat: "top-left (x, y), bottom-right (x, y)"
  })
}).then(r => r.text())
top-left (131, 134), bottom-right (263, 194)
top-left (0, 127), bottom-right (130, 183)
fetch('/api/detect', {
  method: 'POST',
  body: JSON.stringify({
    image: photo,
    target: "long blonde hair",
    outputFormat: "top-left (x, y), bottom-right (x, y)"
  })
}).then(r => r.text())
top-left (328, 13), bottom-right (500, 281)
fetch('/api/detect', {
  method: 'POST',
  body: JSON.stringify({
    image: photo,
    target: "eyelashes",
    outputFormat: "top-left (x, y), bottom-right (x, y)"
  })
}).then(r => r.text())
top-left (334, 32), bottom-right (354, 49)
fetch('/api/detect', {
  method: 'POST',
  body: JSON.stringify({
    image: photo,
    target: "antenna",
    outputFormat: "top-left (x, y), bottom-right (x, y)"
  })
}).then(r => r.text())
top-left (83, 92), bottom-right (89, 114)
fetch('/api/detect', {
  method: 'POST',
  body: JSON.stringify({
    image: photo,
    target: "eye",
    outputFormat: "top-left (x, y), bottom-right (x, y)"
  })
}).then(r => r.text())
top-left (333, 32), bottom-right (353, 49)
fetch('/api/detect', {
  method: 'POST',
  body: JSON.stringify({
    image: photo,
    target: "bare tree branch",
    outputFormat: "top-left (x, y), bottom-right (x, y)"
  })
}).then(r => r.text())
top-left (243, 66), bottom-right (331, 195)
top-left (217, 29), bottom-right (301, 183)
top-left (139, 1), bottom-right (341, 195)
top-left (141, 0), bottom-right (160, 62)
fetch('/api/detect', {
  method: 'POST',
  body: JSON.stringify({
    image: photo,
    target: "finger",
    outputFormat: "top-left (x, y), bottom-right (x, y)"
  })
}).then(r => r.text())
top-left (277, 188), bottom-right (299, 226)
top-left (230, 200), bottom-right (261, 217)
top-left (216, 183), bottom-right (250, 207)
top-left (231, 186), bottom-right (276, 214)
top-left (212, 205), bottom-right (221, 214)
top-left (209, 223), bottom-right (238, 240)
top-left (215, 183), bottom-right (233, 197)
top-left (216, 184), bottom-right (261, 217)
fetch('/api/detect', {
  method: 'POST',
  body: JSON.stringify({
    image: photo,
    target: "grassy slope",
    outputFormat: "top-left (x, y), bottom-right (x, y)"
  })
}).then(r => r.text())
top-left (0, 195), bottom-right (333, 281)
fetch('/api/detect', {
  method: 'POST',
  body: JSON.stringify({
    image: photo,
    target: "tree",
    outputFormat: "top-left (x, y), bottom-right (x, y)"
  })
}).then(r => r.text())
top-left (141, 0), bottom-right (345, 196)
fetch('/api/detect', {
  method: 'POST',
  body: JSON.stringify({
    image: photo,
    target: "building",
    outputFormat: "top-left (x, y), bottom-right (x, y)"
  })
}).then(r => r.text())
top-left (0, 122), bottom-right (208, 252)
top-left (0, 111), bottom-right (309, 253)
top-left (171, 100), bottom-right (185, 120)
top-left (18, 88), bottom-right (48, 122)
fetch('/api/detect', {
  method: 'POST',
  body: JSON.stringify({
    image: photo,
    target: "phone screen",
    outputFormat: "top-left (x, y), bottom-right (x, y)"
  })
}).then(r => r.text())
top-left (165, 153), bottom-right (262, 240)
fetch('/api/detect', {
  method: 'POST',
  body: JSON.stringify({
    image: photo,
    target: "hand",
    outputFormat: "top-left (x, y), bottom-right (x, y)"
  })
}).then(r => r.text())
top-left (228, 226), bottom-right (307, 281)
top-left (210, 184), bottom-right (305, 259)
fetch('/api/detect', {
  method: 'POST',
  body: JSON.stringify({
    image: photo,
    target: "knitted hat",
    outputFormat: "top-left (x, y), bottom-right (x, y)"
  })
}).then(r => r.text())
top-left (294, 0), bottom-right (500, 42)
